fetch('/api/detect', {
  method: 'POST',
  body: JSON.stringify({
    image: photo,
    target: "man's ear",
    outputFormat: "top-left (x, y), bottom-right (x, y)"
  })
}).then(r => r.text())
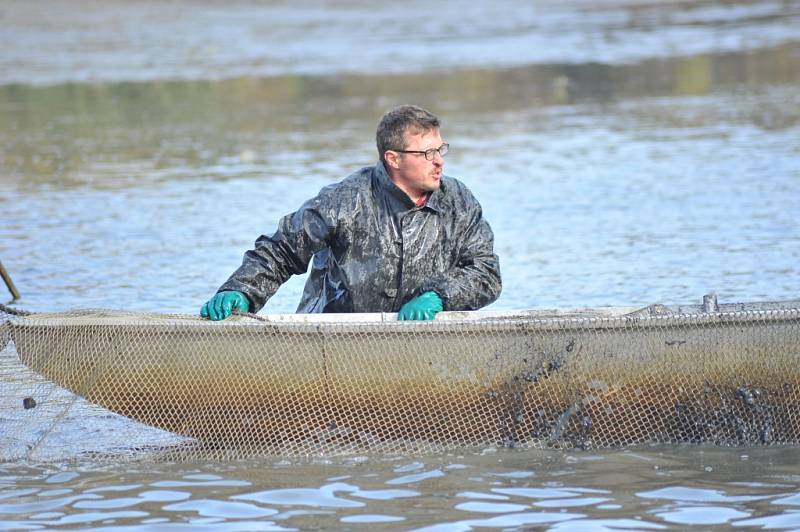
top-left (384, 150), bottom-right (400, 169)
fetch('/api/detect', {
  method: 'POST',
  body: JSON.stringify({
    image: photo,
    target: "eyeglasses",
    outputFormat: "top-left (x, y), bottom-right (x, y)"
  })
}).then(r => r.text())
top-left (393, 143), bottom-right (449, 161)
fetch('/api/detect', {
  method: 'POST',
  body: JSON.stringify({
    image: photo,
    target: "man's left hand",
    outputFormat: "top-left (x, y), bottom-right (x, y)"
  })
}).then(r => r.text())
top-left (398, 291), bottom-right (443, 321)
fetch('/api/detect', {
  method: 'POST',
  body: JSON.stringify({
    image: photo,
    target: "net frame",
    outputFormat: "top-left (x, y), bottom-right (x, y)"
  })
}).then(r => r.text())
top-left (2, 298), bottom-right (799, 461)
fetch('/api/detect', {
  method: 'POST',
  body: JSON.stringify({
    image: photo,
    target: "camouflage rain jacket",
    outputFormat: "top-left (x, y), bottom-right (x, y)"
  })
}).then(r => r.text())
top-left (219, 161), bottom-right (502, 313)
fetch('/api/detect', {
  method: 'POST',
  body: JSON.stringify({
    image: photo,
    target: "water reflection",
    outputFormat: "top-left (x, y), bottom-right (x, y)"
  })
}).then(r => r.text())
top-left (3, 447), bottom-right (800, 529)
top-left (163, 499), bottom-right (278, 519)
top-left (1, 43), bottom-right (798, 189)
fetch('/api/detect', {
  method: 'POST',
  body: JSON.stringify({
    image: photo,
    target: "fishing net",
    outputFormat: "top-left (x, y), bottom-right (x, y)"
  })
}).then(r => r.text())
top-left (2, 299), bottom-right (799, 462)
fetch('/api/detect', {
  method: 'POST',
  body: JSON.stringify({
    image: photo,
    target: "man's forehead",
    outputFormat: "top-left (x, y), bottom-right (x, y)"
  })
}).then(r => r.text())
top-left (403, 127), bottom-right (442, 147)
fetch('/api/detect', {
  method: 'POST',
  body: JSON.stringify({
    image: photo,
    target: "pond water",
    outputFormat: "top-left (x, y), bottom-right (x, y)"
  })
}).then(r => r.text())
top-left (1, 0), bottom-right (800, 529)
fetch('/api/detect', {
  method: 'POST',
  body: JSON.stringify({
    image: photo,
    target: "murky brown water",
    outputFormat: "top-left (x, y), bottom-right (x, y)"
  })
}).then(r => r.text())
top-left (1, 0), bottom-right (800, 528)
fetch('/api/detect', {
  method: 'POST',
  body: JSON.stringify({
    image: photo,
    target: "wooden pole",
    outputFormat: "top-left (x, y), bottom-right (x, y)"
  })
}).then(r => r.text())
top-left (0, 260), bottom-right (21, 300)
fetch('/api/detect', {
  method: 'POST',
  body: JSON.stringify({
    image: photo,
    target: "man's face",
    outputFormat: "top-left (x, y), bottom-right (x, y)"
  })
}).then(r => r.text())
top-left (388, 128), bottom-right (445, 200)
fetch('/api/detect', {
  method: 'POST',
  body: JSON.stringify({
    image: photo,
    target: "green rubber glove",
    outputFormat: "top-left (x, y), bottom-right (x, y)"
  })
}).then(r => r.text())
top-left (398, 291), bottom-right (443, 321)
top-left (200, 291), bottom-right (251, 321)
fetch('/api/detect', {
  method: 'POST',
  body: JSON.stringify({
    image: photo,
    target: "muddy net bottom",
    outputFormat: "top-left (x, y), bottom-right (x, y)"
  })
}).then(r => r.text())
top-left (1, 304), bottom-right (799, 461)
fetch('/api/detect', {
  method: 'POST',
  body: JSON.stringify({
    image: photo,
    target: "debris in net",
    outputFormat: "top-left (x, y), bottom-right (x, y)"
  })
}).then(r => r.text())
top-left (550, 402), bottom-right (580, 443)
top-left (23, 397), bottom-right (36, 409)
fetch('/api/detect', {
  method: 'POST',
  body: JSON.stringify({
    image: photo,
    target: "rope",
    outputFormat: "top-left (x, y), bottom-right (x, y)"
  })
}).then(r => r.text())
top-left (232, 310), bottom-right (270, 322)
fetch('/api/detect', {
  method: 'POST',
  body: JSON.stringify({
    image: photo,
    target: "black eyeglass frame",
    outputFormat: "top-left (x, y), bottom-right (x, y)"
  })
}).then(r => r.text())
top-left (392, 143), bottom-right (449, 161)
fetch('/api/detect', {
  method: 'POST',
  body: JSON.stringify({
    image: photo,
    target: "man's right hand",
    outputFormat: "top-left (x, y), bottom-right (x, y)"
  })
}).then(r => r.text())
top-left (200, 291), bottom-right (251, 321)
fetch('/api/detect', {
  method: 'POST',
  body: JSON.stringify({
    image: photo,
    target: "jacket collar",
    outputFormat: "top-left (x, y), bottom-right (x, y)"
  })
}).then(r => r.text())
top-left (374, 161), bottom-right (444, 214)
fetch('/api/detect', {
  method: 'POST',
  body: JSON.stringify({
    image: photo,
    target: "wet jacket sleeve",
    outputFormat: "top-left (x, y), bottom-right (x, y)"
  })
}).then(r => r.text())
top-left (422, 193), bottom-right (502, 311)
top-left (218, 187), bottom-right (338, 312)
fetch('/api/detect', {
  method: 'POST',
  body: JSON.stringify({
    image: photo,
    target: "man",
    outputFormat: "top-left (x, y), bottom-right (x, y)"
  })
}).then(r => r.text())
top-left (201, 104), bottom-right (501, 321)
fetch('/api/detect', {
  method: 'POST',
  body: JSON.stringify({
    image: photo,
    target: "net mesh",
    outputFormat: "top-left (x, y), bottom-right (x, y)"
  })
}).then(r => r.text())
top-left (2, 302), bottom-right (799, 462)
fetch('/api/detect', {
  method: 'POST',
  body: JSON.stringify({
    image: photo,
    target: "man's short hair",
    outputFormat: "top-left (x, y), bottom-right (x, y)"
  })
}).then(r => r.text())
top-left (376, 105), bottom-right (440, 163)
